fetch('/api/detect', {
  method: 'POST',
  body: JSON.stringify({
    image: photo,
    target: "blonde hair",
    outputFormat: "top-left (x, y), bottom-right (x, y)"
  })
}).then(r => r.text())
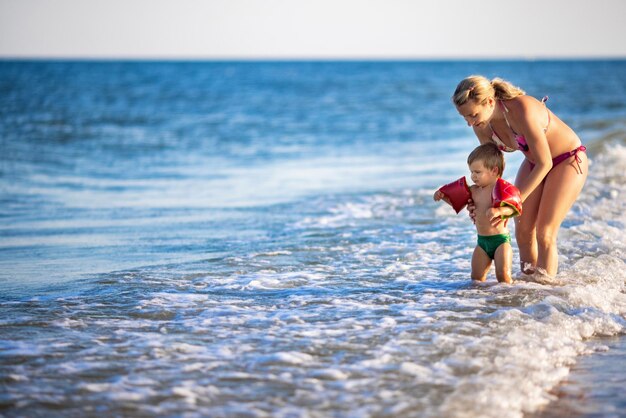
top-left (467, 142), bottom-right (505, 177)
top-left (452, 75), bottom-right (525, 106)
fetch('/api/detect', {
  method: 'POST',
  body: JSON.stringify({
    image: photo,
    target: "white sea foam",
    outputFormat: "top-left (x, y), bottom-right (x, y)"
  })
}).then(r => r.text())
top-left (2, 151), bottom-right (625, 418)
top-left (256, 352), bottom-right (316, 366)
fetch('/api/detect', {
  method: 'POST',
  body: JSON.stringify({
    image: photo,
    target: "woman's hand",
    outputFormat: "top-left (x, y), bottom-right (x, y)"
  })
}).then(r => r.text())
top-left (486, 207), bottom-right (503, 227)
top-left (466, 198), bottom-right (476, 224)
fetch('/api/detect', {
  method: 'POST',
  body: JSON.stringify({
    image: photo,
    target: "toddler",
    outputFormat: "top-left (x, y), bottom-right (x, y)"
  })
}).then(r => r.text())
top-left (434, 143), bottom-right (522, 283)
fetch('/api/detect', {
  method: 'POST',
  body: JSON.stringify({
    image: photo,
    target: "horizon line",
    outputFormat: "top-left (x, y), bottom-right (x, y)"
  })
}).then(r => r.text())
top-left (1, 55), bottom-right (626, 62)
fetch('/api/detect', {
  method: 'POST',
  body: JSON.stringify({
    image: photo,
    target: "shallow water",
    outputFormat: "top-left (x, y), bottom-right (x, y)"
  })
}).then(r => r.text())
top-left (529, 336), bottom-right (626, 418)
top-left (1, 60), bottom-right (625, 417)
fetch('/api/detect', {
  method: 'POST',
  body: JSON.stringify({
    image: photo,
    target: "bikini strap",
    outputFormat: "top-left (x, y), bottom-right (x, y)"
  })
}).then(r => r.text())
top-left (541, 96), bottom-right (551, 132)
top-left (573, 145), bottom-right (586, 174)
top-left (498, 100), bottom-right (515, 132)
top-left (500, 96), bottom-right (551, 135)
top-left (552, 145), bottom-right (586, 174)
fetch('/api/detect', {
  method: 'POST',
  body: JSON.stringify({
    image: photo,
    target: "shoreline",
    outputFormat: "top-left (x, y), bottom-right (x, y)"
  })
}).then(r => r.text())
top-left (528, 334), bottom-right (626, 418)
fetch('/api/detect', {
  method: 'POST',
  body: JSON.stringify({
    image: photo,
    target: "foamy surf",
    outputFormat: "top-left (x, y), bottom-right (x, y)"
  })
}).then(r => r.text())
top-left (2, 161), bottom-right (625, 418)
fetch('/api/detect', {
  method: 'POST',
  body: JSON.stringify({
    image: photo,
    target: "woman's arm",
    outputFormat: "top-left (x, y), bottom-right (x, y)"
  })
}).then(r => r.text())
top-left (473, 126), bottom-right (492, 144)
top-left (504, 98), bottom-right (553, 201)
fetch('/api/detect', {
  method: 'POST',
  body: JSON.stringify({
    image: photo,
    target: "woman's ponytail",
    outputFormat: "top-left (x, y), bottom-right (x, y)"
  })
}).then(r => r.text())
top-left (490, 77), bottom-right (525, 100)
top-left (452, 75), bottom-right (525, 106)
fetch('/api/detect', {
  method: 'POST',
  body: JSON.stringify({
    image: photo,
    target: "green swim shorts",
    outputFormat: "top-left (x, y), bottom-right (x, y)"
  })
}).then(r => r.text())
top-left (477, 233), bottom-right (511, 259)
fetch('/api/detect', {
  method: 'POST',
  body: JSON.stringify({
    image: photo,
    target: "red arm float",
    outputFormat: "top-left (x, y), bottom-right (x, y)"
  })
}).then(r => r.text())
top-left (438, 176), bottom-right (471, 214)
top-left (492, 178), bottom-right (522, 218)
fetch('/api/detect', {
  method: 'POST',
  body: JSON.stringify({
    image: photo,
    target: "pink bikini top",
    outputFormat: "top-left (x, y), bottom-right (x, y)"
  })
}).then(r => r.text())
top-left (490, 96), bottom-right (551, 153)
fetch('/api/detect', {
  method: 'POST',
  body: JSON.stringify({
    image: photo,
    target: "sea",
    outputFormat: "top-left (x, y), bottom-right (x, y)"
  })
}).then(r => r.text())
top-left (0, 60), bottom-right (625, 418)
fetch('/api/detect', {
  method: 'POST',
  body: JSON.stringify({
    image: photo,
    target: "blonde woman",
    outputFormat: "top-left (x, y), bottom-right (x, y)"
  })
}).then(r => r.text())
top-left (452, 75), bottom-right (587, 278)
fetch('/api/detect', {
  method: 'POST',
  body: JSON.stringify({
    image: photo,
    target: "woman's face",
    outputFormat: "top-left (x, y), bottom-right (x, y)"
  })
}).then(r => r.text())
top-left (456, 97), bottom-right (495, 128)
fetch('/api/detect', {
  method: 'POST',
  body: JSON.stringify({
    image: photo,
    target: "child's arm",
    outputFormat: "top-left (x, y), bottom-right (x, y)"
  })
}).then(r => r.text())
top-left (492, 178), bottom-right (522, 217)
top-left (433, 190), bottom-right (448, 203)
top-left (434, 177), bottom-right (471, 214)
top-left (433, 190), bottom-right (455, 211)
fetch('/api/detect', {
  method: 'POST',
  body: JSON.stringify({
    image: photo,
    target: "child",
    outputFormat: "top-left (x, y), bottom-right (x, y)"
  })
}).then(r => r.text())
top-left (434, 143), bottom-right (522, 284)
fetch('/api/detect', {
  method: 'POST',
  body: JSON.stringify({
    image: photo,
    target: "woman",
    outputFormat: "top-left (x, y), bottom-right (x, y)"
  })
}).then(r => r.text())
top-left (452, 75), bottom-right (587, 278)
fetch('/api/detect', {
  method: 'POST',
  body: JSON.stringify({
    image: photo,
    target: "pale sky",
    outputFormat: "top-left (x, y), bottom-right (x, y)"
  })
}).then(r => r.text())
top-left (1, 0), bottom-right (625, 59)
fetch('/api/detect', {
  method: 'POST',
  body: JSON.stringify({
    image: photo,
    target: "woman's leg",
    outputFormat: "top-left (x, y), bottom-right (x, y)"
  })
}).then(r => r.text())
top-left (514, 159), bottom-right (543, 274)
top-left (535, 153), bottom-right (588, 276)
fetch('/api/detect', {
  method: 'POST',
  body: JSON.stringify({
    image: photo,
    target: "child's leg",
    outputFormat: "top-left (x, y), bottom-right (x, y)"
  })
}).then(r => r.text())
top-left (493, 242), bottom-right (513, 284)
top-left (471, 246), bottom-right (492, 282)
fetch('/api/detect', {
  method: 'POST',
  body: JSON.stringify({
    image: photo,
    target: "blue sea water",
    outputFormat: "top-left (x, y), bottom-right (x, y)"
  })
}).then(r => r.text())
top-left (0, 60), bottom-right (625, 417)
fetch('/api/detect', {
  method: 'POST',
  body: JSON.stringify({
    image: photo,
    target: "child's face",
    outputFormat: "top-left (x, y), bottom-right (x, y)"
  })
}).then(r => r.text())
top-left (469, 160), bottom-right (499, 187)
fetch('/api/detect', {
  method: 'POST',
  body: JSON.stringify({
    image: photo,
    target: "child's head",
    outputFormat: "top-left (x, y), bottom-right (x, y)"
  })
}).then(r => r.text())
top-left (467, 143), bottom-right (504, 186)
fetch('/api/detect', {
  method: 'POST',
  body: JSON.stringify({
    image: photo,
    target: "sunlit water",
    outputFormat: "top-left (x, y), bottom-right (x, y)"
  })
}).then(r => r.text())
top-left (1, 61), bottom-right (625, 417)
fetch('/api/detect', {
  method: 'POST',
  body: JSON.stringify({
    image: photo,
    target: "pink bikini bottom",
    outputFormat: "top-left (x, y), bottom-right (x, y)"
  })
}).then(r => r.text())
top-left (528, 145), bottom-right (586, 174)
